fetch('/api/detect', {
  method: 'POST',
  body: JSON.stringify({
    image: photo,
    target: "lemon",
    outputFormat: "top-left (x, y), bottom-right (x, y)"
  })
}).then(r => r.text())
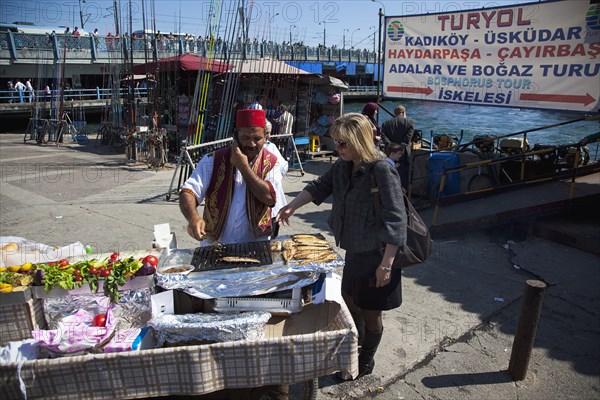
top-left (0, 267), bottom-right (6, 272)
top-left (0, 286), bottom-right (13, 293)
top-left (8, 265), bottom-right (21, 272)
top-left (1, 242), bottom-right (18, 252)
top-left (20, 262), bottom-right (33, 272)
top-left (0, 283), bottom-right (12, 289)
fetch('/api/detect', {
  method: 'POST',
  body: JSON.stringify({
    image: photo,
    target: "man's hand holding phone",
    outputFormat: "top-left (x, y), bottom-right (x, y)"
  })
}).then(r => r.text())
top-left (230, 133), bottom-right (248, 168)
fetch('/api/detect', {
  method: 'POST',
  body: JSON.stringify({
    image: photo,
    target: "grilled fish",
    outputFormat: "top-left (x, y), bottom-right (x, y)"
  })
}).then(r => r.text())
top-left (221, 256), bottom-right (261, 264)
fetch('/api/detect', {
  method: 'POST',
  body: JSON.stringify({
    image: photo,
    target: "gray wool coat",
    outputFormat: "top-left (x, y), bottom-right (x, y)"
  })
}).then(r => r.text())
top-left (305, 158), bottom-right (407, 253)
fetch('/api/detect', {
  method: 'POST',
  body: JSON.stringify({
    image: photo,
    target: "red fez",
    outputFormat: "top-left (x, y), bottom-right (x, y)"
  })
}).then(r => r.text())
top-left (236, 109), bottom-right (266, 128)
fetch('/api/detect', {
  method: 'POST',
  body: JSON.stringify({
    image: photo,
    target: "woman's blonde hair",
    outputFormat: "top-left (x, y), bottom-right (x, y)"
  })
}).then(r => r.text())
top-left (329, 113), bottom-right (383, 163)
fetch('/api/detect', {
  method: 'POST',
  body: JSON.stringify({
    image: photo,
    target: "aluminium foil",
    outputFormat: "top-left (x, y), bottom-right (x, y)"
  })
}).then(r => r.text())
top-left (42, 288), bottom-right (154, 329)
top-left (148, 311), bottom-right (271, 345)
top-left (156, 248), bottom-right (343, 299)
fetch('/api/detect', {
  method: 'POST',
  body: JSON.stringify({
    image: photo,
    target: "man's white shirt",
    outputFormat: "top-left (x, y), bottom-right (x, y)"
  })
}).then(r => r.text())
top-left (182, 150), bottom-right (284, 244)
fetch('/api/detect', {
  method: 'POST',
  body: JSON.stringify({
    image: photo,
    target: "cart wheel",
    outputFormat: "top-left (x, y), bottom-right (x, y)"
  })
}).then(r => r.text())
top-left (166, 194), bottom-right (171, 201)
top-left (301, 172), bottom-right (305, 176)
top-left (303, 378), bottom-right (318, 400)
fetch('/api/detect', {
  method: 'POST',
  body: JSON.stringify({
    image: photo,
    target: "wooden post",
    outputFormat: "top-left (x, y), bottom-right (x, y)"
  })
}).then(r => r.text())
top-left (508, 279), bottom-right (547, 380)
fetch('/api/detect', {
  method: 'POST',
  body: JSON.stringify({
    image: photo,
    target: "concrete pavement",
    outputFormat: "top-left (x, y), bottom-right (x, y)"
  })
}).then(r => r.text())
top-left (1, 134), bottom-right (598, 399)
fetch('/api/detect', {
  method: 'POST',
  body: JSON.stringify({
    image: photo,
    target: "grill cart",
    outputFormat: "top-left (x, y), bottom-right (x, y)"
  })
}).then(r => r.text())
top-left (0, 236), bottom-right (357, 400)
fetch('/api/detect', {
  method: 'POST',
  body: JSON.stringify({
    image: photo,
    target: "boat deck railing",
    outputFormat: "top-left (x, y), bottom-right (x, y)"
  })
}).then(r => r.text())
top-left (406, 115), bottom-right (600, 222)
top-left (0, 31), bottom-right (378, 63)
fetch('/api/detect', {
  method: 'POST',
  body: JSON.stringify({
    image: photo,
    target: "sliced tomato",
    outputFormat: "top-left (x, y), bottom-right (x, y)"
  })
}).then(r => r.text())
top-left (58, 259), bottom-right (70, 269)
top-left (109, 252), bottom-right (120, 261)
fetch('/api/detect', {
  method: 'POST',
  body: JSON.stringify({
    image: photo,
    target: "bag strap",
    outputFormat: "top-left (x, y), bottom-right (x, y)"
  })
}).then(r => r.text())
top-left (370, 170), bottom-right (382, 223)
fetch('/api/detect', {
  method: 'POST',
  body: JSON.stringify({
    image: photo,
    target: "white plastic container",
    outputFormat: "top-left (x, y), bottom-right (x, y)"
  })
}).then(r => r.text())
top-left (212, 288), bottom-right (304, 316)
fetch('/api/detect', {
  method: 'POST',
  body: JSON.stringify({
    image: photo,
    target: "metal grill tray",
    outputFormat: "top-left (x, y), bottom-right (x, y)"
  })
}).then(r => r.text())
top-left (190, 241), bottom-right (273, 272)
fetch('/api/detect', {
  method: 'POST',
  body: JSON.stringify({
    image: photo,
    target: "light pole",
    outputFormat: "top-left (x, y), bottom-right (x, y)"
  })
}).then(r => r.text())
top-left (78, 0), bottom-right (90, 30)
top-left (371, 0), bottom-right (386, 102)
top-left (350, 28), bottom-right (360, 50)
top-left (319, 21), bottom-right (326, 47)
top-left (343, 28), bottom-right (349, 50)
top-left (369, 26), bottom-right (376, 53)
top-left (268, 12), bottom-right (279, 40)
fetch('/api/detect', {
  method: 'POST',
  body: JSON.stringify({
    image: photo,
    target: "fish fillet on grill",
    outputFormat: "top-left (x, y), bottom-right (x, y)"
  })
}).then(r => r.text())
top-left (221, 256), bottom-right (261, 264)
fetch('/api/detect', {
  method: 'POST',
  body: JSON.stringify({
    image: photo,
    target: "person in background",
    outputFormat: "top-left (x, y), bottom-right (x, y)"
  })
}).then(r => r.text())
top-left (179, 109), bottom-right (284, 245)
top-left (380, 105), bottom-right (415, 190)
top-left (248, 95), bottom-right (264, 110)
top-left (64, 27), bottom-right (70, 35)
top-left (384, 142), bottom-right (403, 169)
top-left (106, 32), bottom-right (114, 50)
top-left (92, 28), bottom-right (100, 46)
top-left (25, 79), bottom-right (34, 102)
top-left (361, 102), bottom-right (381, 146)
top-left (44, 84), bottom-right (51, 102)
top-left (276, 105), bottom-right (294, 135)
top-left (7, 80), bottom-right (14, 103)
top-left (264, 120), bottom-right (289, 236)
top-left (14, 79), bottom-right (26, 103)
top-left (276, 113), bottom-right (407, 380)
top-left (72, 27), bottom-right (80, 36)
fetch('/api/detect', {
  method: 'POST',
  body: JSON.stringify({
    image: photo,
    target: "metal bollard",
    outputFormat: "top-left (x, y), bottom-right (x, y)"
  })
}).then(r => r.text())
top-left (508, 279), bottom-right (547, 381)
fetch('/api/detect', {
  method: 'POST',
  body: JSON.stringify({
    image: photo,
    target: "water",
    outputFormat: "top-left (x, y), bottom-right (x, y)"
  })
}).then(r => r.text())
top-left (344, 99), bottom-right (599, 148)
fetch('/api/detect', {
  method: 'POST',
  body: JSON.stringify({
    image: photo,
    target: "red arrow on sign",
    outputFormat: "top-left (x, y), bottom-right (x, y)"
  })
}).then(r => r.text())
top-left (387, 86), bottom-right (434, 95)
top-left (520, 93), bottom-right (596, 106)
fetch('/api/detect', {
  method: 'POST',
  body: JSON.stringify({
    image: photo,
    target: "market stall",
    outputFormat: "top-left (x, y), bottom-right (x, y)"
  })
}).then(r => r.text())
top-left (0, 235), bottom-right (357, 399)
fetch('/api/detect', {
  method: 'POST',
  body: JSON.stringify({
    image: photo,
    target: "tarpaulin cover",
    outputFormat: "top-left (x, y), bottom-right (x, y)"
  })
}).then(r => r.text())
top-left (287, 62), bottom-right (323, 74)
top-left (133, 53), bottom-right (232, 73)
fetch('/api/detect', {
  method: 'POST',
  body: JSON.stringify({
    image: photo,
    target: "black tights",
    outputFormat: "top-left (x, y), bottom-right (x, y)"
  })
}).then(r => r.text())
top-left (342, 291), bottom-right (383, 333)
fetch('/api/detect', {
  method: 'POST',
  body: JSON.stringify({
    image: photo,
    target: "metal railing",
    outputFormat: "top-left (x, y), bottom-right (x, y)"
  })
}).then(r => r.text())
top-left (0, 31), bottom-right (378, 63)
top-left (0, 87), bottom-right (148, 103)
top-left (347, 85), bottom-right (378, 92)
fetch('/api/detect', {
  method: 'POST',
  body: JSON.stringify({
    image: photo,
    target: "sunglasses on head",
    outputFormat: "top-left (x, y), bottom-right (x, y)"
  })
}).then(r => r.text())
top-left (334, 139), bottom-right (350, 149)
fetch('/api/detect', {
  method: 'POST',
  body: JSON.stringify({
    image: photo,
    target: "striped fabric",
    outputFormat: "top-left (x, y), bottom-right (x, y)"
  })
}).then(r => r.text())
top-left (0, 299), bottom-right (46, 345)
top-left (0, 302), bottom-right (358, 399)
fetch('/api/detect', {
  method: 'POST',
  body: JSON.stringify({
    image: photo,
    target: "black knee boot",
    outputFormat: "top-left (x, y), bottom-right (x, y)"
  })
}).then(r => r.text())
top-left (334, 312), bottom-right (365, 382)
top-left (357, 330), bottom-right (383, 378)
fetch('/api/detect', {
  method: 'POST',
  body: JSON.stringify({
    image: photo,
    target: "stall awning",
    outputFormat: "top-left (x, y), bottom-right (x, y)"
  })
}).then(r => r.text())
top-left (133, 53), bottom-right (232, 74)
top-left (236, 58), bottom-right (310, 75)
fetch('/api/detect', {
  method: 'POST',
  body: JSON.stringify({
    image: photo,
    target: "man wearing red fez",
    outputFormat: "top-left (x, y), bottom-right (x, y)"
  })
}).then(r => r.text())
top-left (179, 109), bottom-right (282, 244)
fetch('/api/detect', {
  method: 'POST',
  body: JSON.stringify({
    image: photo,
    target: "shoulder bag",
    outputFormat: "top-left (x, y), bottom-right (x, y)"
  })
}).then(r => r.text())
top-left (370, 173), bottom-right (432, 268)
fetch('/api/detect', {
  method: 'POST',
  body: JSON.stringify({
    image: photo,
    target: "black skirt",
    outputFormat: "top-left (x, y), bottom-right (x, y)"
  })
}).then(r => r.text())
top-left (341, 249), bottom-right (402, 311)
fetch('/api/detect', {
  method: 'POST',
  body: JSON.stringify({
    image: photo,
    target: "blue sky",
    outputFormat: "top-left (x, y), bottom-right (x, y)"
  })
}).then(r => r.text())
top-left (2, 0), bottom-right (534, 48)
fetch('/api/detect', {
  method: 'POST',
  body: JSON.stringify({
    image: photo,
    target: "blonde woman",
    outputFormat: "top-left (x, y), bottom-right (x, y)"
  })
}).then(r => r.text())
top-left (276, 113), bottom-right (407, 379)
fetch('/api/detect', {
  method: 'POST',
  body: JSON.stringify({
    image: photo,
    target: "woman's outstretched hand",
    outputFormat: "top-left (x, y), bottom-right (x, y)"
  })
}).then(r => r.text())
top-left (275, 204), bottom-right (295, 227)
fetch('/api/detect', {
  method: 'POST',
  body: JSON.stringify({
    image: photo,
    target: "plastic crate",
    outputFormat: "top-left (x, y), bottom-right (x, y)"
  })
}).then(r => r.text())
top-left (212, 288), bottom-right (305, 316)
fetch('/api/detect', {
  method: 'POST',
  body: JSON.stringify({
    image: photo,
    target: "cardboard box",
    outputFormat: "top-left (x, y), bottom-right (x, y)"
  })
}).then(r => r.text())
top-left (0, 302), bottom-right (358, 398)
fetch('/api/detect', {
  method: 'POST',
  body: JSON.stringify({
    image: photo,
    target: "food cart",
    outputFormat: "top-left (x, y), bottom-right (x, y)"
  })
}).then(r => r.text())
top-left (0, 235), bottom-right (358, 399)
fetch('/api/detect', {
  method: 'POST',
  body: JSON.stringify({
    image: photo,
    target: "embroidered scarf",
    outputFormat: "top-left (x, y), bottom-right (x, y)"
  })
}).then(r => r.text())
top-left (203, 146), bottom-right (277, 241)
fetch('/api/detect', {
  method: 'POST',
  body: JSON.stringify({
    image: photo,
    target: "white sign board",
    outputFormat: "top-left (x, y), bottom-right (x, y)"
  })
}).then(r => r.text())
top-left (383, 0), bottom-right (600, 112)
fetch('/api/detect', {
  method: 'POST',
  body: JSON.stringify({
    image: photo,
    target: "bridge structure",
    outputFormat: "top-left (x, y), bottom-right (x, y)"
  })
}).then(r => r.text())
top-left (0, 32), bottom-right (381, 117)
top-left (0, 31), bottom-right (380, 80)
